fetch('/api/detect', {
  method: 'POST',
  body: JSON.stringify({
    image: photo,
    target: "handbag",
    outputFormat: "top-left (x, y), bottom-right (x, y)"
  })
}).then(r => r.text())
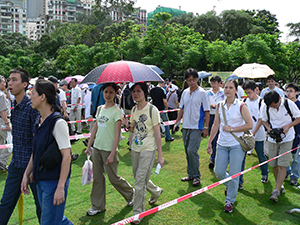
top-left (39, 115), bottom-right (63, 170)
top-left (221, 102), bottom-right (255, 152)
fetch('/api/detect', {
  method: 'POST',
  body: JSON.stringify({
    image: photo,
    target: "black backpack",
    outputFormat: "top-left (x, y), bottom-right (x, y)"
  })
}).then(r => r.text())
top-left (121, 85), bottom-right (135, 110)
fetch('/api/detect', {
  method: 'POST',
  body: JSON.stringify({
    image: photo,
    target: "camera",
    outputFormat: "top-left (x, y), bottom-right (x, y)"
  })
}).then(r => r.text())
top-left (269, 128), bottom-right (286, 142)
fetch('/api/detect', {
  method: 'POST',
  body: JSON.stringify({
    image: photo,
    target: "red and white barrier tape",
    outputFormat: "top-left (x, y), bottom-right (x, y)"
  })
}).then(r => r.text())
top-left (111, 146), bottom-right (299, 225)
top-left (0, 120), bottom-right (182, 149)
top-left (67, 103), bottom-right (85, 107)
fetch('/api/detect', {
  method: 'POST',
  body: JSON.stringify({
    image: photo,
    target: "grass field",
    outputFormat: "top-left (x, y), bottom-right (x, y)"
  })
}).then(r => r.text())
top-left (1, 130), bottom-right (300, 225)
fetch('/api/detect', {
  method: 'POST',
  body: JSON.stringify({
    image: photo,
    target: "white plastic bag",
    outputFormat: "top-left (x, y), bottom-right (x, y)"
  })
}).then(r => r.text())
top-left (82, 155), bottom-right (93, 185)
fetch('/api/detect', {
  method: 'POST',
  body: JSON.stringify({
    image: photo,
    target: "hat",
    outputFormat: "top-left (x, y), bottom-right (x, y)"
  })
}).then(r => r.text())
top-left (48, 76), bottom-right (58, 83)
top-left (59, 80), bottom-right (68, 86)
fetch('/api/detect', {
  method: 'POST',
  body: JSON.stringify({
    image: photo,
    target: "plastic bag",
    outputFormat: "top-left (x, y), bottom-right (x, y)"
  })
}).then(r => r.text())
top-left (82, 155), bottom-right (93, 185)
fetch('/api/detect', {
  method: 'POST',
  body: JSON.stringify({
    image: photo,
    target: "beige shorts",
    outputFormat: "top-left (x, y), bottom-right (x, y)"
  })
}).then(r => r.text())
top-left (268, 141), bottom-right (292, 167)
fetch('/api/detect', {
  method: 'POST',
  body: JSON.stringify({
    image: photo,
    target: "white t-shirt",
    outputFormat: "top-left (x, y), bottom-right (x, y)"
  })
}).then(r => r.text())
top-left (58, 89), bottom-right (66, 102)
top-left (244, 97), bottom-right (266, 141)
top-left (261, 97), bottom-right (300, 143)
top-left (71, 86), bottom-right (82, 110)
top-left (53, 119), bottom-right (71, 150)
top-left (208, 88), bottom-right (225, 115)
top-left (237, 86), bottom-right (245, 99)
top-left (217, 99), bottom-right (245, 147)
top-left (180, 87), bottom-right (210, 130)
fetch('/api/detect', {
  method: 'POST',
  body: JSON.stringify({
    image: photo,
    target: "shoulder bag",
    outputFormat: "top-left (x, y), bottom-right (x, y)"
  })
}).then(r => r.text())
top-left (221, 102), bottom-right (255, 152)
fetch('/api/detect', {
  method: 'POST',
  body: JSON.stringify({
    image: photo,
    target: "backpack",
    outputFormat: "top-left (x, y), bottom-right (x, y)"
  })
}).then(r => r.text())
top-left (266, 98), bottom-right (293, 129)
top-left (121, 85), bottom-right (135, 110)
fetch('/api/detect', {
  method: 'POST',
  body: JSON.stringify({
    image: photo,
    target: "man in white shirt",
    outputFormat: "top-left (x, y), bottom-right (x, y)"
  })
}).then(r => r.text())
top-left (174, 68), bottom-right (210, 187)
top-left (261, 91), bottom-right (300, 202)
top-left (243, 80), bottom-right (268, 183)
top-left (207, 75), bottom-right (225, 169)
top-left (69, 78), bottom-right (82, 134)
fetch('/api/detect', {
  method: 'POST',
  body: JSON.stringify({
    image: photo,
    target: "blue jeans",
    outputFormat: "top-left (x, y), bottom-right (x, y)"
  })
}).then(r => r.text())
top-left (214, 144), bottom-right (245, 204)
top-left (287, 147), bottom-right (300, 180)
top-left (160, 112), bottom-right (172, 141)
top-left (208, 115), bottom-right (219, 162)
top-left (182, 129), bottom-right (202, 178)
top-left (0, 164), bottom-right (41, 225)
top-left (37, 178), bottom-right (72, 225)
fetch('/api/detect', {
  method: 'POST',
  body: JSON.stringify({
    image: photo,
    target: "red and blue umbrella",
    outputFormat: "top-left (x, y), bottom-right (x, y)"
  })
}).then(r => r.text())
top-left (81, 61), bottom-right (164, 84)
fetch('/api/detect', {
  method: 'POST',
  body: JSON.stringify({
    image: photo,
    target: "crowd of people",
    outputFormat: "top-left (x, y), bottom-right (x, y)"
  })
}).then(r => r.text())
top-left (0, 67), bottom-right (300, 224)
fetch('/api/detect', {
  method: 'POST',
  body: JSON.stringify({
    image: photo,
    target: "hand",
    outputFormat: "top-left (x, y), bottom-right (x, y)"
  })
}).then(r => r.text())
top-left (223, 125), bottom-right (231, 132)
top-left (1, 124), bottom-right (11, 131)
top-left (173, 121), bottom-right (179, 131)
top-left (206, 142), bottom-right (212, 155)
top-left (122, 116), bottom-right (128, 126)
top-left (156, 156), bottom-right (164, 167)
top-left (281, 125), bottom-right (290, 134)
top-left (202, 128), bottom-right (208, 138)
top-left (106, 152), bottom-right (114, 165)
top-left (73, 107), bottom-right (77, 112)
top-left (63, 112), bottom-right (69, 120)
top-left (85, 147), bottom-right (91, 156)
top-left (53, 187), bottom-right (65, 206)
top-left (21, 175), bottom-right (30, 195)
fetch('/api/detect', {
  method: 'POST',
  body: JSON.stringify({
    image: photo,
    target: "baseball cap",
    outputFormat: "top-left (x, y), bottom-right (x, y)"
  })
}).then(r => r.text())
top-left (48, 76), bottom-right (58, 83)
top-left (59, 80), bottom-right (68, 86)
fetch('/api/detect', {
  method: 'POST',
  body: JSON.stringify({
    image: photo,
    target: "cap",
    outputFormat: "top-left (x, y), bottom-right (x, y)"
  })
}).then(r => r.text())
top-left (48, 76), bottom-right (58, 83)
top-left (59, 79), bottom-right (68, 86)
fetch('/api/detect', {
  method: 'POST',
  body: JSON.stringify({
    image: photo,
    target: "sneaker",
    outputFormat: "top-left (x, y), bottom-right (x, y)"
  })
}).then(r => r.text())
top-left (290, 179), bottom-right (298, 186)
top-left (71, 154), bottom-right (79, 162)
top-left (86, 208), bottom-right (106, 216)
top-left (280, 185), bottom-right (285, 194)
top-left (261, 175), bottom-right (269, 183)
top-left (149, 188), bottom-right (163, 205)
top-left (131, 218), bottom-right (143, 224)
top-left (208, 159), bottom-right (214, 169)
top-left (127, 189), bottom-right (135, 207)
top-left (224, 201), bottom-right (233, 213)
top-left (270, 190), bottom-right (280, 202)
top-left (0, 163), bottom-right (8, 171)
top-left (238, 183), bottom-right (243, 190)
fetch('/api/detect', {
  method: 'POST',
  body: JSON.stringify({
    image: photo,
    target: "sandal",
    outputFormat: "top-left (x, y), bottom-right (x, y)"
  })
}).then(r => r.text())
top-left (192, 177), bottom-right (201, 186)
top-left (181, 176), bottom-right (193, 182)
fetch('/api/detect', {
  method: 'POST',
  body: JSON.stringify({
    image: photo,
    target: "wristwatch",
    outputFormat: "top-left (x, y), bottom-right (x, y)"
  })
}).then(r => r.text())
top-left (231, 127), bottom-right (234, 132)
top-left (204, 126), bottom-right (208, 130)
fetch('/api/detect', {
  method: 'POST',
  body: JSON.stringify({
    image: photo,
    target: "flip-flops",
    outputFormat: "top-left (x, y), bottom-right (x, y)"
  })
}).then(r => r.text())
top-left (192, 177), bottom-right (201, 186)
top-left (181, 176), bottom-right (193, 182)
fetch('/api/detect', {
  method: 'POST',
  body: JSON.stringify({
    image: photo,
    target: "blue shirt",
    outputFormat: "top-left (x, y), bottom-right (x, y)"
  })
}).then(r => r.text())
top-left (91, 84), bottom-right (105, 112)
top-left (11, 96), bottom-right (40, 168)
top-left (260, 86), bottom-right (284, 98)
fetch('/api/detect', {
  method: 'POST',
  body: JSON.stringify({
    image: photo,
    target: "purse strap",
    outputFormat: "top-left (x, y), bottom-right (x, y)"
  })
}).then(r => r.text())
top-left (221, 102), bottom-right (243, 144)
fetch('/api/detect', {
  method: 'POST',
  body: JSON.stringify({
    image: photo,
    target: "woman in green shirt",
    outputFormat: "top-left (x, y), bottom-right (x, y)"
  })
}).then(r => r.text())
top-left (85, 83), bottom-right (134, 216)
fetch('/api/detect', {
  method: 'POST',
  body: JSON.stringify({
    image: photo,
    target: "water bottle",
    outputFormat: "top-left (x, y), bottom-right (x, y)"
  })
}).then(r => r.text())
top-left (155, 163), bottom-right (161, 174)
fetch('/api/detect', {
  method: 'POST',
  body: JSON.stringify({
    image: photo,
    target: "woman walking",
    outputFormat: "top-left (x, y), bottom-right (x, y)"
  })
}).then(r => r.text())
top-left (21, 79), bottom-right (72, 225)
top-left (123, 82), bottom-right (164, 224)
top-left (85, 83), bottom-right (134, 216)
top-left (206, 79), bottom-right (252, 213)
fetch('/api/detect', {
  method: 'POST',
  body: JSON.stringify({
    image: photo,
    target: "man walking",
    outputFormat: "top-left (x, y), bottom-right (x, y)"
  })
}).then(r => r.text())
top-left (0, 75), bottom-right (11, 171)
top-left (0, 68), bottom-right (41, 225)
top-left (69, 78), bottom-right (82, 134)
top-left (174, 68), bottom-right (210, 186)
top-left (261, 91), bottom-right (300, 202)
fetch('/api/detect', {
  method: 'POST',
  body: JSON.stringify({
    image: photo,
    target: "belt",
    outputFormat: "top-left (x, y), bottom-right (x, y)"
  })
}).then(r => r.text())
top-left (210, 114), bottom-right (215, 117)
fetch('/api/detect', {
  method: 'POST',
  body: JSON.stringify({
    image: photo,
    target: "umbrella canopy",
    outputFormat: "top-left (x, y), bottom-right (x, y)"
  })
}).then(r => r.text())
top-left (81, 60), bottom-right (164, 84)
top-left (65, 75), bottom-right (85, 84)
top-left (233, 63), bottom-right (275, 79)
top-left (226, 74), bottom-right (243, 81)
top-left (198, 71), bottom-right (212, 79)
top-left (147, 65), bottom-right (164, 75)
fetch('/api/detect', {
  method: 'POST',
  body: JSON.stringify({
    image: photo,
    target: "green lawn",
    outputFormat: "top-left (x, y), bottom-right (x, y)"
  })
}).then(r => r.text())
top-left (1, 130), bottom-right (300, 225)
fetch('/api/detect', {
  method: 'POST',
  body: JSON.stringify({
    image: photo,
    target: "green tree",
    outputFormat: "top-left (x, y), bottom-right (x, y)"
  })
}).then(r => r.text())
top-left (287, 22), bottom-right (300, 40)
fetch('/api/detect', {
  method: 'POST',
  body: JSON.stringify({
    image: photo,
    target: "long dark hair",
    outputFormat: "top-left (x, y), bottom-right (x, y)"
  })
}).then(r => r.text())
top-left (35, 79), bottom-right (62, 113)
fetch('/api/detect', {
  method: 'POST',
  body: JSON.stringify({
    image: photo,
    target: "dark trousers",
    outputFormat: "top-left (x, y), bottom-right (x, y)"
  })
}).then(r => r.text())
top-left (209, 115), bottom-right (219, 162)
top-left (0, 164), bottom-right (41, 225)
